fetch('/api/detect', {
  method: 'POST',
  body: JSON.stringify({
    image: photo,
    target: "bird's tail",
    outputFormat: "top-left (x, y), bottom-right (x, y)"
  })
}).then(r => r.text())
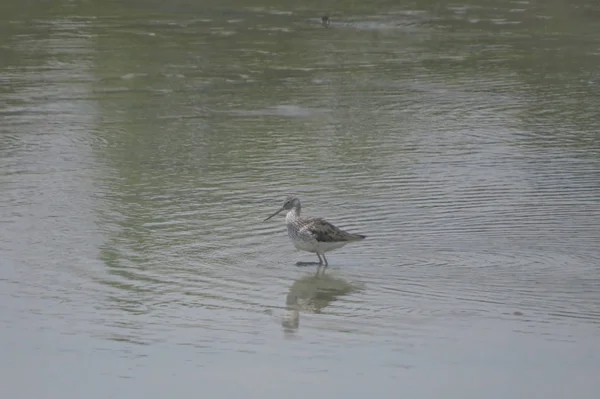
top-left (349, 233), bottom-right (366, 241)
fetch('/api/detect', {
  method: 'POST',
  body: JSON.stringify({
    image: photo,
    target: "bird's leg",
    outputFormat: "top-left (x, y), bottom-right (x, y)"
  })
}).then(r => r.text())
top-left (314, 254), bottom-right (324, 276)
top-left (322, 254), bottom-right (328, 267)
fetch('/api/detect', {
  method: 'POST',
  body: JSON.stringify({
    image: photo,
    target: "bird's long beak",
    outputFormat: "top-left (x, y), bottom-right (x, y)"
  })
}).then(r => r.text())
top-left (264, 207), bottom-right (285, 222)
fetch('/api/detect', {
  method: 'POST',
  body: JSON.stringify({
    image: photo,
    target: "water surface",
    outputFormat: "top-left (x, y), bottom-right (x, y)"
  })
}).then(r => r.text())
top-left (1, 0), bottom-right (599, 398)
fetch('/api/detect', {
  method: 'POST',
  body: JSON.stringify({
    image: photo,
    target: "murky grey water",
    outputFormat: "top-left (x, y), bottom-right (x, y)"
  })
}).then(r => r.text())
top-left (1, 0), bottom-right (599, 397)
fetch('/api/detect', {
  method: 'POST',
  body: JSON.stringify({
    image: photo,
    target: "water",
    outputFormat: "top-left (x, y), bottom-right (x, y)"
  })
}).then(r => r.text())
top-left (1, 0), bottom-right (599, 397)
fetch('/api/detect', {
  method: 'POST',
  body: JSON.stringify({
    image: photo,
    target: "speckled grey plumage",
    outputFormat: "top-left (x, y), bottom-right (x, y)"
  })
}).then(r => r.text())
top-left (264, 196), bottom-right (366, 268)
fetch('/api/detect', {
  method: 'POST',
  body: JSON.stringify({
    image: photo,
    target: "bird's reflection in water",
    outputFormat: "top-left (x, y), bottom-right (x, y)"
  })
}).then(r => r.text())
top-left (282, 272), bottom-right (359, 334)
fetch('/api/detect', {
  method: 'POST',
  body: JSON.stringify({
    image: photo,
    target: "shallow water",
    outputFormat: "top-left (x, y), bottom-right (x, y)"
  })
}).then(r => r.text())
top-left (1, 0), bottom-right (599, 397)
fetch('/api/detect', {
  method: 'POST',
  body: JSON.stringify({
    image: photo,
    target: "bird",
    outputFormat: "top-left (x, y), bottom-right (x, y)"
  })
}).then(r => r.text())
top-left (321, 16), bottom-right (330, 27)
top-left (264, 196), bottom-right (366, 270)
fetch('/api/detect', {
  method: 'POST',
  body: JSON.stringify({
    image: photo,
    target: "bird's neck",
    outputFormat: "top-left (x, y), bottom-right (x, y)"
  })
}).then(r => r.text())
top-left (287, 203), bottom-right (301, 220)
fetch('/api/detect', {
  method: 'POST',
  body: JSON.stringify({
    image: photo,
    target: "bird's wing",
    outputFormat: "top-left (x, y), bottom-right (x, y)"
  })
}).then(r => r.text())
top-left (299, 217), bottom-right (352, 242)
